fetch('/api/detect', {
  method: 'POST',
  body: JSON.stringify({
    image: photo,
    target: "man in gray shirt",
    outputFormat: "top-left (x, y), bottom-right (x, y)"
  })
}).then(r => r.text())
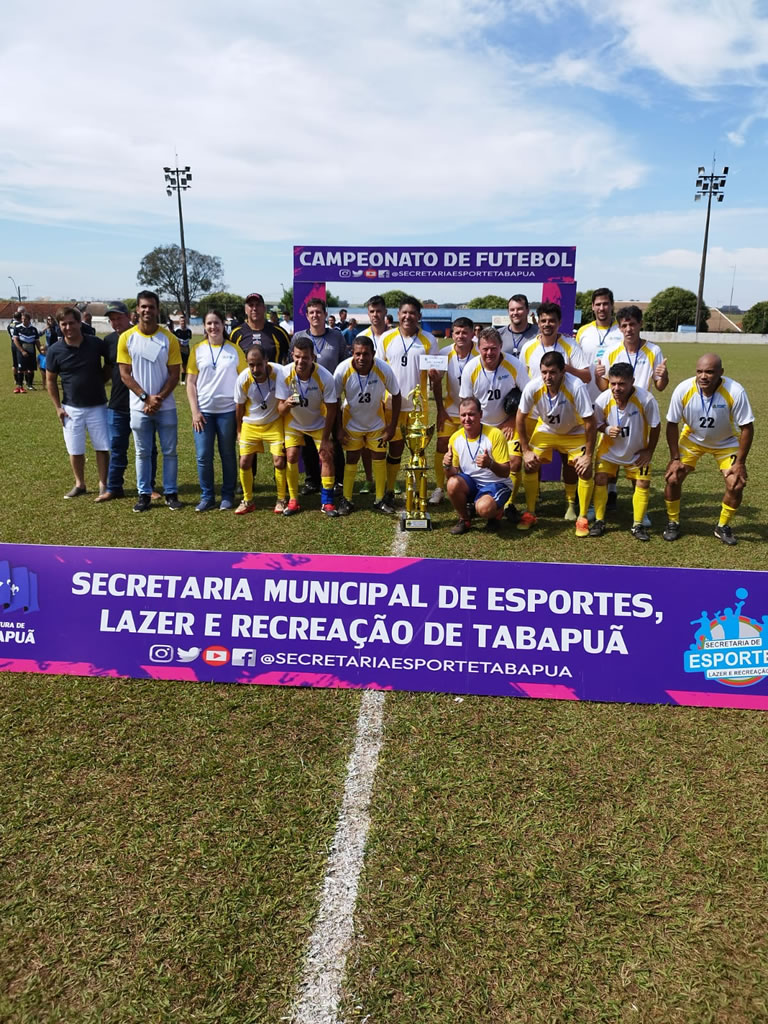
top-left (498, 294), bottom-right (538, 358)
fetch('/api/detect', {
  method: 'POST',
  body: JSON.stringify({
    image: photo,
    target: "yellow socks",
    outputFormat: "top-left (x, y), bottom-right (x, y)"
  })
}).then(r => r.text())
top-left (633, 486), bottom-right (650, 525)
top-left (433, 452), bottom-right (445, 489)
top-left (373, 459), bottom-right (387, 501)
top-left (593, 483), bottom-right (608, 521)
top-left (286, 462), bottom-right (299, 501)
top-left (718, 502), bottom-right (737, 527)
top-left (577, 477), bottom-right (593, 517)
top-left (523, 472), bottom-right (539, 513)
top-left (511, 470), bottom-right (522, 502)
top-left (665, 498), bottom-right (680, 522)
top-left (564, 482), bottom-right (577, 506)
top-left (274, 466), bottom-right (287, 501)
top-left (239, 466), bottom-right (253, 503)
top-left (386, 459), bottom-right (400, 492)
top-left (343, 464), bottom-right (358, 501)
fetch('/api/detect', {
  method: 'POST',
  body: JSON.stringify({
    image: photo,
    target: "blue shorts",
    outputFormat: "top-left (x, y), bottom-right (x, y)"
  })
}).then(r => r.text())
top-left (457, 473), bottom-right (512, 507)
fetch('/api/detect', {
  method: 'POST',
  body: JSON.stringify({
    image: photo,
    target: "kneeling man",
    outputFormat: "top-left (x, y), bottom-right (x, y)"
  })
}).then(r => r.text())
top-left (443, 396), bottom-right (511, 535)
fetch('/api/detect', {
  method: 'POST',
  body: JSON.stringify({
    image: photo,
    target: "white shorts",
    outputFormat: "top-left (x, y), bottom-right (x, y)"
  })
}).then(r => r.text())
top-left (62, 404), bottom-right (109, 456)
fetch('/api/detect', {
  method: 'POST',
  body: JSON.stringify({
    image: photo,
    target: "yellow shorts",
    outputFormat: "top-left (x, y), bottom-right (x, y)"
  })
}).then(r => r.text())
top-left (679, 437), bottom-right (740, 472)
top-left (596, 457), bottom-right (651, 481)
top-left (284, 425), bottom-right (325, 449)
top-left (344, 429), bottom-right (389, 453)
top-left (438, 414), bottom-right (461, 441)
top-left (391, 409), bottom-right (412, 443)
top-left (529, 427), bottom-right (587, 466)
top-left (239, 420), bottom-right (285, 456)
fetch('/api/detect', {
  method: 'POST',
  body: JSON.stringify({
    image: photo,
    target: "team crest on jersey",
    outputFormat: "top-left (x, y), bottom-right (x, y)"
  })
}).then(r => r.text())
top-left (683, 588), bottom-right (768, 687)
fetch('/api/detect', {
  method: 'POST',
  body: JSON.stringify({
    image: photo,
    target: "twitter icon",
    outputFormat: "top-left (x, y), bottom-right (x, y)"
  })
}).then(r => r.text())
top-left (177, 647), bottom-right (201, 663)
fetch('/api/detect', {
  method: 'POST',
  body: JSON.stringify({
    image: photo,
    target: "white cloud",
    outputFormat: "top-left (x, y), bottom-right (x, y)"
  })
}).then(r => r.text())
top-left (647, 245), bottom-right (768, 273)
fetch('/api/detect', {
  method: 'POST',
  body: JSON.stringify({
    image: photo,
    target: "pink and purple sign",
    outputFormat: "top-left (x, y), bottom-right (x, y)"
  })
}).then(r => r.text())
top-left (2, 544), bottom-right (767, 710)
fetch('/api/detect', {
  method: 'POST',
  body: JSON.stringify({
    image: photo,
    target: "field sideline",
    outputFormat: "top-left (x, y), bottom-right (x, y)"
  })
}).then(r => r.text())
top-left (1, 344), bottom-right (767, 1023)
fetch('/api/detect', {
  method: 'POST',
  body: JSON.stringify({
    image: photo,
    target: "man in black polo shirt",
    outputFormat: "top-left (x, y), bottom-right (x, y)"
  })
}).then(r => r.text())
top-left (173, 313), bottom-right (193, 382)
top-left (230, 291), bottom-right (290, 364)
top-left (13, 312), bottom-right (42, 390)
top-left (46, 306), bottom-right (111, 499)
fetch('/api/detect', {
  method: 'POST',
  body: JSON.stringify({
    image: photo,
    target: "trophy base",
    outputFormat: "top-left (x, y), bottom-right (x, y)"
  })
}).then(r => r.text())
top-left (400, 512), bottom-right (432, 531)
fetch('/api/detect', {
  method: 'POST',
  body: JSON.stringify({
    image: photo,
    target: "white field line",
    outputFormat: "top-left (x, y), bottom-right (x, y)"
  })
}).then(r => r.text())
top-left (290, 526), bottom-right (409, 1024)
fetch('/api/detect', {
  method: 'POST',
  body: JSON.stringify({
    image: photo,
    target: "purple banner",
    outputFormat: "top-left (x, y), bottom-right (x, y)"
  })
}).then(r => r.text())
top-left (2, 544), bottom-right (767, 710)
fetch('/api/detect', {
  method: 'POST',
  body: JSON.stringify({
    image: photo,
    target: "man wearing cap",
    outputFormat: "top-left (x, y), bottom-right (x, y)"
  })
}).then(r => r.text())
top-left (95, 302), bottom-right (159, 503)
top-left (230, 292), bottom-right (290, 365)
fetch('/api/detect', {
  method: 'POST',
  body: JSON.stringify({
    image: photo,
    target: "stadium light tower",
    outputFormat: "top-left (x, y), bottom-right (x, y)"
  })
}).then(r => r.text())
top-left (8, 275), bottom-right (21, 302)
top-left (163, 164), bottom-right (192, 319)
top-left (694, 162), bottom-right (728, 333)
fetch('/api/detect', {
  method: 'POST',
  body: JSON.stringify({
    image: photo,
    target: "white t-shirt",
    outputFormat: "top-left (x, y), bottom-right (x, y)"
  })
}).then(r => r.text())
top-left (519, 373), bottom-right (594, 437)
top-left (594, 385), bottom-right (660, 466)
top-left (666, 376), bottom-right (754, 448)
top-left (276, 363), bottom-right (337, 434)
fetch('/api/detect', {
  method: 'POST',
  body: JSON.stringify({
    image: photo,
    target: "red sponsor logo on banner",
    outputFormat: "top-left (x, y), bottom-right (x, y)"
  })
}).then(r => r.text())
top-left (364, 269), bottom-right (378, 278)
top-left (202, 645), bottom-right (230, 666)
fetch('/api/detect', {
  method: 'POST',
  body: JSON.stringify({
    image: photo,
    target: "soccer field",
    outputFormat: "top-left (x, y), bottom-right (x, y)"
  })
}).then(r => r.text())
top-left (1, 345), bottom-right (767, 1022)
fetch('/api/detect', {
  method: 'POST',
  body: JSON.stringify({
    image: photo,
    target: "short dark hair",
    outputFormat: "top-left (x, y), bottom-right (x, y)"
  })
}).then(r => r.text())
top-left (478, 326), bottom-right (502, 345)
top-left (607, 361), bottom-right (634, 381)
top-left (136, 289), bottom-right (160, 307)
top-left (591, 288), bottom-right (614, 304)
top-left (453, 316), bottom-right (474, 330)
top-left (399, 295), bottom-right (422, 313)
top-left (292, 335), bottom-right (314, 354)
top-left (540, 350), bottom-right (565, 371)
top-left (352, 335), bottom-right (375, 353)
top-left (367, 295), bottom-right (386, 309)
top-left (538, 302), bottom-right (562, 321)
top-left (307, 298), bottom-right (327, 312)
top-left (459, 396), bottom-right (482, 414)
top-left (508, 294), bottom-right (529, 309)
top-left (616, 304), bottom-right (643, 325)
top-left (247, 344), bottom-right (266, 359)
top-left (56, 306), bottom-right (81, 323)
top-left (339, 308), bottom-right (348, 315)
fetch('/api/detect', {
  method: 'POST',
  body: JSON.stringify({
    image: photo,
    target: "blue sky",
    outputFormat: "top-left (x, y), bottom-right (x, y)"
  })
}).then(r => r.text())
top-left (2, 0), bottom-right (768, 310)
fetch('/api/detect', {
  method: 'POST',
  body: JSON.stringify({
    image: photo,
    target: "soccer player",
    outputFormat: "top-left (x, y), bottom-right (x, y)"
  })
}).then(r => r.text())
top-left (46, 307), bottom-right (111, 499)
top-left (334, 336), bottom-right (401, 515)
top-left (459, 326), bottom-right (528, 516)
top-left (13, 312), bottom-right (42, 391)
top-left (234, 345), bottom-right (287, 514)
top-left (276, 336), bottom-right (338, 517)
top-left (575, 288), bottom-right (623, 404)
top-left (515, 350), bottom-right (596, 537)
top-left (430, 316), bottom-right (477, 505)
top-left (443, 396), bottom-right (511, 535)
top-left (597, 305), bottom-right (668, 394)
top-left (498, 294), bottom-right (538, 358)
top-left (380, 296), bottom-right (440, 503)
top-left (519, 302), bottom-right (590, 384)
top-left (230, 292), bottom-right (290, 364)
top-left (663, 353), bottom-right (754, 546)
top-left (347, 295), bottom-right (390, 492)
top-left (590, 362), bottom-right (660, 541)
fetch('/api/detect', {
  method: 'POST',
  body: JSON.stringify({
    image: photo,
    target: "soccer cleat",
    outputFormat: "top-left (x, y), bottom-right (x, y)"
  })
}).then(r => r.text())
top-left (283, 499), bottom-right (301, 517)
top-left (714, 524), bottom-right (738, 546)
top-left (383, 489), bottom-right (396, 507)
top-left (300, 481), bottom-right (319, 495)
top-left (428, 487), bottom-right (444, 506)
top-left (133, 494), bottom-right (152, 513)
top-left (273, 499), bottom-right (287, 514)
top-left (450, 519), bottom-right (471, 535)
top-left (517, 511), bottom-right (537, 531)
top-left (234, 500), bottom-right (255, 515)
top-left (631, 523), bottom-right (650, 542)
top-left (195, 498), bottom-right (217, 512)
top-left (563, 502), bottom-right (578, 522)
top-left (337, 497), bottom-right (355, 516)
top-left (321, 503), bottom-right (339, 518)
top-left (663, 520), bottom-right (680, 542)
top-left (165, 493), bottom-right (182, 510)
top-left (358, 480), bottom-right (373, 494)
top-left (373, 498), bottom-right (395, 515)
top-left (588, 519), bottom-right (606, 537)
top-left (606, 490), bottom-right (618, 511)
top-left (575, 516), bottom-right (590, 537)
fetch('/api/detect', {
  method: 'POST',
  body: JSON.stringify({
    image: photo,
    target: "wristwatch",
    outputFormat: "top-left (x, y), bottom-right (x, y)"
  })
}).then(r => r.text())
top-left (138, 391), bottom-right (148, 402)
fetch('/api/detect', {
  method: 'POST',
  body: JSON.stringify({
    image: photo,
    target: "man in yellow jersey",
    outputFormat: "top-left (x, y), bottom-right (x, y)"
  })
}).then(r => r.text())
top-left (429, 316), bottom-right (477, 506)
top-left (117, 290), bottom-right (183, 512)
top-left (276, 336), bottom-right (338, 517)
top-left (234, 345), bottom-right (287, 514)
top-left (444, 396), bottom-right (511, 535)
top-left (590, 362), bottom-right (660, 541)
top-left (516, 350), bottom-right (596, 537)
top-left (355, 295), bottom-right (390, 493)
top-left (663, 353), bottom-right (754, 546)
top-left (334, 336), bottom-right (401, 516)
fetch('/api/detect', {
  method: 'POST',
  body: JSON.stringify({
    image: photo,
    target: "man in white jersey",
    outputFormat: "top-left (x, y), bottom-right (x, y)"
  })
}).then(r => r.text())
top-left (429, 316), bottom-right (477, 506)
top-left (519, 302), bottom-right (590, 384)
top-left (590, 362), bottom-right (660, 541)
top-left (443, 397), bottom-right (511, 535)
top-left (380, 296), bottom-right (440, 503)
top-left (597, 306), bottom-right (668, 395)
top-left (117, 290), bottom-right (183, 512)
top-left (234, 345), bottom-right (287, 514)
top-left (498, 294), bottom-right (538, 358)
top-left (663, 353), bottom-right (754, 546)
top-left (334, 336), bottom-right (401, 516)
top-left (276, 336), bottom-right (338, 517)
top-left (516, 350), bottom-right (596, 537)
top-left (354, 295), bottom-right (390, 493)
top-left (576, 288), bottom-right (623, 405)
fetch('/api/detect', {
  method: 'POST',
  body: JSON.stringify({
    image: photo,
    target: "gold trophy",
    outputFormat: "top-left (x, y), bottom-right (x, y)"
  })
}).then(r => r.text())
top-left (400, 379), bottom-right (435, 531)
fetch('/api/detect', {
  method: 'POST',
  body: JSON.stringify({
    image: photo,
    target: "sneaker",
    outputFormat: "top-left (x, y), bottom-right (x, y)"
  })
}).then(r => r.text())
top-left (588, 519), bottom-right (606, 537)
top-left (26, 383), bottom-right (36, 391)
top-left (165, 493), bottom-right (182, 510)
top-left (321, 503), bottom-right (339, 518)
top-left (234, 500), bottom-right (255, 515)
top-left (300, 481), bottom-right (319, 496)
top-left (283, 499), bottom-right (301, 517)
top-left (663, 520), bottom-right (680, 542)
top-left (504, 503), bottom-right (520, 524)
top-left (373, 497), bottom-right (396, 515)
top-left (575, 516), bottom-right (590, 537)
top-left (13, 386), bottom-right (24, 394)
top-left (195, 498), bottom-right (216, 512)
top-left (219, 499), bottom-right (234, 511)
top-left (517, 511), bottom-right (537, 531)
top-left (358, 480), bottom-right (373, 494)
top-left (450, 519), bottom-right (471, 535)
top-left (606, 490), bottom-right (618, 511)
top-left (564, 502), bottom-right (578, 522)
top-left (714, 524), bottom-right (738, 546)
top-left (133, 494), bottom-right (152, 513)
top-left (337, 497), bottom-right (355, 516)
top-left (428, 487), bottom-right (444, 506)
top-left (273, 499), bottom-right (287, 514)
top-left (631, 523), bottom-right (650, 542)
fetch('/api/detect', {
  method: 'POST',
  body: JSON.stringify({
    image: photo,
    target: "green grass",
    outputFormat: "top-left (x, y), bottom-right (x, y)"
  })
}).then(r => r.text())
top-left (1, 344), bottom-right (767, 1022)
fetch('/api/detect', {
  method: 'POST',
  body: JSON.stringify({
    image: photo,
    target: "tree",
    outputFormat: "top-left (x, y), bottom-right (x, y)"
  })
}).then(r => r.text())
top-left (575, 290), bottom-right (597, 326)
top-left (278, 286), bottom-right (346, 317)
top-left (466, 294), bottom-right (508, 309)
top-left (197, 291), bottom-right (245, 320)
top-left (380, 289), bottom-right (410, 307)
top-left (741, 301), bottom-right (768, 334)
top-left (137, 244), bottom-right (225, 312)
top-left (644, 286), bottom-right (708, 332)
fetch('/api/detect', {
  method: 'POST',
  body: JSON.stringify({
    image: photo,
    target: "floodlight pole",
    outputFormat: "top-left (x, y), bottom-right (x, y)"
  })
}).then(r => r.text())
top-left (8, 275), bottom-right (21, 302)
top-left (163, 165), bottom-right (192, 320)
top-left (694, 161), bottom-right (728, 333)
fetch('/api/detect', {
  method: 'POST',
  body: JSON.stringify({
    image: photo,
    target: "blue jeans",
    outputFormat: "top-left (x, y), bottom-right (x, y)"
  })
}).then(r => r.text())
top-left (107, 408), bottom-right (157, 493)
top-left (131, 407), bottom-right (178, 496)
top-left (192, 410), bottom-right (237, 503)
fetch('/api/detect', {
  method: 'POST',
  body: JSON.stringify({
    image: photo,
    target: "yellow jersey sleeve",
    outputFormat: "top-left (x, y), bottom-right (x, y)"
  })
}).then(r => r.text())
top-left (186, 344), bottom-right (200, 374)
top-left (490, 428), bottom-right (509, 464)
top-left (116, 330), bottom-right (132, 364)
